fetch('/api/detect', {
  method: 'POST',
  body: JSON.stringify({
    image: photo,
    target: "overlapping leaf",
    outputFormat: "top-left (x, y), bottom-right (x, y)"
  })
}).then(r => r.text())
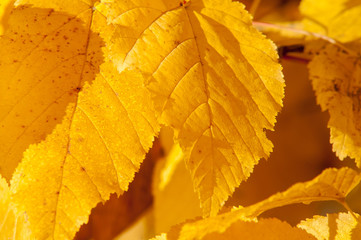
top-left (298, 212), bottom-right (361, 240)
top-left (299, 0), bottom-right (361, 166)
top-left (0, 0), bottom-right (13, 34)
top-left (300, 0), bottom-right (361, 43)
top-left (0, 174), bottom-right (33, 239)
top-left (307, 44), bottom-right (361, 165)
top-left (153, 218), bottom-right (316, 240)
top-left (200, 218), bottom-right (316, 240)
top-left (76, 147), bottom-right (159, 240)
top-left (235, 167), bottom-right (361, 218)
top-left (103, 0), bottom-right (284, 216)
top-left (2, 1), bottom-right (159, 239)
top-left (152, 144), bottom-right (202, 233)
top-left (0, 3), bottom-right (104, 180)
top-left (154, 167), bottom-right (361, 240)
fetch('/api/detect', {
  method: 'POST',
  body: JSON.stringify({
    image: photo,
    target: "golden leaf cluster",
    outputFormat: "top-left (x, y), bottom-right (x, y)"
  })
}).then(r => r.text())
top-left (1, 0), bottom-right (361, 239)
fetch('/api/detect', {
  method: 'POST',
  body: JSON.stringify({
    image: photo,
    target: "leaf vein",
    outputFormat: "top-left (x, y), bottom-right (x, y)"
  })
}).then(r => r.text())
top-left (162, 61), bottom-right (201, 112)
top-left (99, 71), bottom-right (146, 154)
top-left (77, 106), bottom-right (123, 192)
top-left (210, 99), bottom-right (256, 162)
top-left (68, 153), bottom-right (104, 201)
top-left (179, 102), bottom-right (208, 130)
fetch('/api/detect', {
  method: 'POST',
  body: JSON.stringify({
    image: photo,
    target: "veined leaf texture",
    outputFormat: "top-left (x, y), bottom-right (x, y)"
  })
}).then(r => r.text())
top-left (103, 0), bottom-right (284, 216)
top-left (153, 167), bottom-right (361, 240)
top-left (301, 0), bottom-right (361, 167)
top-left (0, 0), bottom-right (284, 238)
top-left (0, 1), bottom-right (284, 238)
top-left (0, 175), bottom-right (33, 239)
top-left (2, 1), bottom-right (159, 239)
top-left (154, 218), bottom-right (316, 240)
top-left (4, 0), bottom-right (361, 239)
top-left (298, 212), bottom-right (361, 240)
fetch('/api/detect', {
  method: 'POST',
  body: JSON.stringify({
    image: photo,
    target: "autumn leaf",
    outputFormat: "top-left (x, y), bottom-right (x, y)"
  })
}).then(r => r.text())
top-left (199, 218), bottom-right (316, 240)
top-left (153, 218), bottom-right (316, 240)
top-left (0, 174), bottom-right (33, 239)
top-left (306, 43), bottom-right (361, 166)
top-left (1, 1), bottom-right (159, 239)
top-left (0, 3), bottom-right (105, 180)
top-left (103, 0), bottom-right (284, 216)
top-left (298, 212), bottom-right (361, 240)
top-left (235, 167), bottom-right (361, 218)
top-left (225, 59), bottom-right (337, 224)
top-left (300, 0), bottom-right (361, 43)
top-left (298, 0), bottom-right (361, 166)
top-left (152, 144), bottom-right (202, 233)
top-left (3, 1), bottom-right (358, 239)
top-left (253, 21), bottom-right (307, 46)
top-left (155, 167), bottom-right (361, 240)
top-left (153, 233), bottom-right (167, 240)
top-left (76, 145), bottom-right (160, 240)
top-left (0, 0), bottom-right (13, 34)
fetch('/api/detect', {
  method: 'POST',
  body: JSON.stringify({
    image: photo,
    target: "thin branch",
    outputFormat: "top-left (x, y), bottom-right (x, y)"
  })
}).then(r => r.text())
top-left (253, 21), bottom-right (358, 57)
top-left (281, 54), bottom-right (310, 63)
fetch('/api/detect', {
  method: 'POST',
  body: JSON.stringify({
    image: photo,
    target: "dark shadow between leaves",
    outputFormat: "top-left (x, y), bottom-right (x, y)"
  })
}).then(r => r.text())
top-left (328, 213), bottom-right (337, 240)
top-left (74, 139), bottom-right (162, 240)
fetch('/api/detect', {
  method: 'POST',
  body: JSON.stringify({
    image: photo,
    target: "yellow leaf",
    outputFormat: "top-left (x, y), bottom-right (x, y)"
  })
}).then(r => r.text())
top-left (225, 59), bottom-right (336, 224)
top-left (104, 0), bottom-right (284, 216)
top-left (158, 167), bottom-right (360, 239)
top-left (4, 2), bottom-right (159, 239)
top-left (114, 208), bottom-right (155, 240)
top-left (299, 0), bottom-right (361, 166)
top-left (153, 144), bottom-right (202, 234)
top-left (10, 68), bottom-right (158, 239)
top-left (0, 0), bottom-right (14, 34)
top-left (253, 21), bottom-right (307, 46)
top-left (152, 233), bottom-right (167, 240)
top-left (0, 174), bottom-right (33, 239)
top-left (307, 44), bottom-right (361, 165)
top-left (202, 218), bottom-right (316, 240)
top-left (300, 0), bottom-right (361, 43)
top-left (154, 218), bottom-right (316, 240)
top-left (75, 146), bottom-right (160, 240)
top-left (298, 212), bottom-right (361, 240)
top-left (0, 3), bottom-right (104, 180)
top-left (236, 167), bottom-right (361, 218)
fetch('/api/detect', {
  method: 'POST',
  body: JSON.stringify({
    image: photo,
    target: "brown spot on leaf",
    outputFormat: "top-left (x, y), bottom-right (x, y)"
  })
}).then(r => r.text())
top-left (0, 6), bottom-right (105, 180)
top-left (47, 9), bottom-right (54, 17)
